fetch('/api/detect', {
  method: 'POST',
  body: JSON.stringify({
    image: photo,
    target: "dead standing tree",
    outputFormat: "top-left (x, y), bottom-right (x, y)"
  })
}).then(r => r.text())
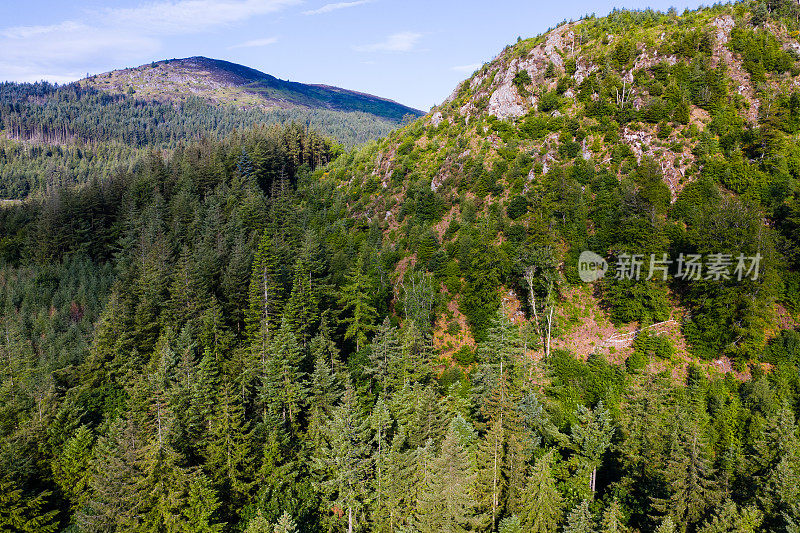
top-left (523, 248), bottom-right (559, 360)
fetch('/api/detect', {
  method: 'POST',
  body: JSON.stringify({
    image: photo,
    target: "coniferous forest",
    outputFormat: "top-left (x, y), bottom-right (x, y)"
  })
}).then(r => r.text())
top-left (3, 1), bottom-right (800, 532)
top-left (0, 82), bottom-right (406, 199)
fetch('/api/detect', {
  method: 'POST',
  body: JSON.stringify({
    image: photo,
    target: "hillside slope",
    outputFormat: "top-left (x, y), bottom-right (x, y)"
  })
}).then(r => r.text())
top-left (319, 1), bottom-right (800, 369)
top-left (4, 4), bottom-right (800, 533)
top-left (81, 56), bottom-right (424, 121)
top-left (0, 56), bottom-right (421, 198)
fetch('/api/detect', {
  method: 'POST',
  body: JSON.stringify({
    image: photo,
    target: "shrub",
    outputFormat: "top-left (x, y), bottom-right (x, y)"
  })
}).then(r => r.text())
top-left (539, 91), bottom-right (562, 113)
top-left (762, 329), bottom-right (800, 364)
top-left (454, 345), bottom-right (476, 365)
top-left (513, 70), bottom-right (533, 97)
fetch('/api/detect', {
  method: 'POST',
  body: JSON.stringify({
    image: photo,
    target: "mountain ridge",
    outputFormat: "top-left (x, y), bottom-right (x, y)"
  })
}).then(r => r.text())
top-left (79, 55), bottom-right (424, 122)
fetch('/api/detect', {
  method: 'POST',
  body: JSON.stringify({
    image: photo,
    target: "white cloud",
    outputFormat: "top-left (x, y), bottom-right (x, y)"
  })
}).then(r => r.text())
top-left (354, 31), bottom-right (422, 53)
top-left (451, 63), bottom-right (481, 73)
top-left (229, 36), bottom-right (279, 49)
top-left (0, 0), bottom-right (300, 83)
top-left (106, 0), bottom-right (299, 35)
top-left (303, 0), bottom-right (371, 15)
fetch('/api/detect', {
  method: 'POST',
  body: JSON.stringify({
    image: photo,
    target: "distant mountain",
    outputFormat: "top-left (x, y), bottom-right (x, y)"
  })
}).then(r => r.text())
top-left (80, 56), bottom-right (423, 122)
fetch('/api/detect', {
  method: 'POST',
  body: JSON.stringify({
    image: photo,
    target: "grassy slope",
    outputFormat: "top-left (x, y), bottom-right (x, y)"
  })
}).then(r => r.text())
top-left (81, 56), bottom-right (424, 122)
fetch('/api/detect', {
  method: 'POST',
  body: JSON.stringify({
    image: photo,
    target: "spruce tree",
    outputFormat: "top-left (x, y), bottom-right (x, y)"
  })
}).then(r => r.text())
top-left (415, 419), bottom-right (477, 533)
top-left (520, 449), bottom-right (563, 533)
top-left (366, 317), bottom-right (400, 392)
top-left (204, 381), bottom-right (254, 520)
top-left (370, 397), bottom-right (393, 531)
top-left (244, 509), bottom-right (272, 533)
top-left (261, 316), bottom-right (307, 431)
top-left (564, 499), bottom-right (596, 533)
top-left (166, 244), bottom-right (205, 327)
top-left (479, 304), bottom-right (523, 368)
top-left (273, 511), bottom-right (298, 533)
top-left (246, 230), bottom-right (284, 345)
top-left (389, 319), bottom-right (433, 389)
top-left (178, 472), bottom-right (225, 532)
top-left (498, 515), bottom-right (524, 533)
top-left (0, 477), bottom-right (59, 533)
top-left (475, 416), bottom-right (506, 532)
top-left (696, 500), bottom-right (762, 533)
top-left (283, 252), bottom-right (319, 349)
top-left (571, 402), bottom-right (614, 495)
top-left (385, 431), bottom-right (414, 533)
top-left (312, 382), bottom-right (371, 533)
top-left (750, 403), bottom-right (800, 529)
top-left (80, 416), bottom-right (144, 531)
top-left (652, 402), bottom-right (718, 530)
top-left (51, 425), bottom-right (94, 513)
top-left (338, 253), bottom-right (377, 351)
top-left (599, 499), bottom-right (625, 533)
top-left (654, 516), bottom-right (676, 533)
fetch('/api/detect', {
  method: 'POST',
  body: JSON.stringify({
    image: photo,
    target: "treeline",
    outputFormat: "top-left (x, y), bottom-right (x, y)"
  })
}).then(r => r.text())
top-left (0, 139), bottom-right (142, 199)
top-left (0, 82), bottom-right (400, 148)
top-left (0, 124), bottom-right (799, 533)
top-left (0, 82), bottom-right (399, 199)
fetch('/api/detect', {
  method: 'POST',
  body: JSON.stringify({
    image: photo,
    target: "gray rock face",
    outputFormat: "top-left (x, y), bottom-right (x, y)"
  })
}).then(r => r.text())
top-left (488, 83), bottom-right (527, 119)
top-left (712, 15), bottom-right (735, 44)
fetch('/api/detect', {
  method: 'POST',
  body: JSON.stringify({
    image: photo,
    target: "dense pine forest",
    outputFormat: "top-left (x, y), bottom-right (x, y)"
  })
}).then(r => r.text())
top-left (0, 82), bottom-right (407, 199)
top-left (3, 1), bottom-right (800, 532)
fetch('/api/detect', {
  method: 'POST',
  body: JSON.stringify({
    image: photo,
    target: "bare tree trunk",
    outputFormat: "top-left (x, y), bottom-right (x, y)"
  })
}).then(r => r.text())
top-left (491, 360), bottom-right (503, 531)
top-left (263, 267), bottom-right (270, 340)
top-left (524, 268), bottom-right (545, 358)
top-left (546, 306), bottom-right (553, 359)
top-left (492, 433), bottom-right (499, 532)
top-left (348, 506), bottom-right (353, 533)
top-left (3, 329), bottom-right (12, 397)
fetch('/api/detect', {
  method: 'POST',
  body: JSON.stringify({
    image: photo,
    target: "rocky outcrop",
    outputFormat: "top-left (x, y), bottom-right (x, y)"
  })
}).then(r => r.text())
top-left (487, 83), bottom-right (528, 119)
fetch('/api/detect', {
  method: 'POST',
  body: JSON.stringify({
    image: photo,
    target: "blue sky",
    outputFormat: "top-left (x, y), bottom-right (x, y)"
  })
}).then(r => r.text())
top-left (1, 0), bottom-right (708, 111)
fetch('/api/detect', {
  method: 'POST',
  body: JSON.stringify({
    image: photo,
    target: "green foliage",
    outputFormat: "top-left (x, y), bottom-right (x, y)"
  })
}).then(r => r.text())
top-left (460, 244), bottom-right (502, 343)
top-left (244, 510), bottom-right (272, 533)
top-left (611, 39), bottom-right (639, 70)
top-left (312, 383), bottom-right (371, 533)
top-left (3, 5), bottom-right (800, 533)
top-left (0, 477), bottom-right (59, 532)
top-left (414, 420), bottom-right (476, 532)
top-left (601, 279), bottom-right (671, 325)
top-left (763, 329), bottom-right (800, 365)
top-left (563, 499), bottom-right (595, 533)
top-left (506, 195), bottom-right (529, 220)
top-left (632, 331), bottom-right (675, 363)
top-left (729, 26), bottom-right (794, 82)
top-left (696, 501), bottom-right (762, 533)
top-left (520, 450), bottom-right (563, 532)
top-left (338, 253), bottom-right (379, 351)
top-left (599, 499), bottom-right (625, 533)
top-left (454, 345), bottom-right (476, 366)
top-left (51, 425), bottom-right (94, 512)
top-left (538, 91), bottom-right (562, 113)
top-left (513, 70), bottom-right (533, 98)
